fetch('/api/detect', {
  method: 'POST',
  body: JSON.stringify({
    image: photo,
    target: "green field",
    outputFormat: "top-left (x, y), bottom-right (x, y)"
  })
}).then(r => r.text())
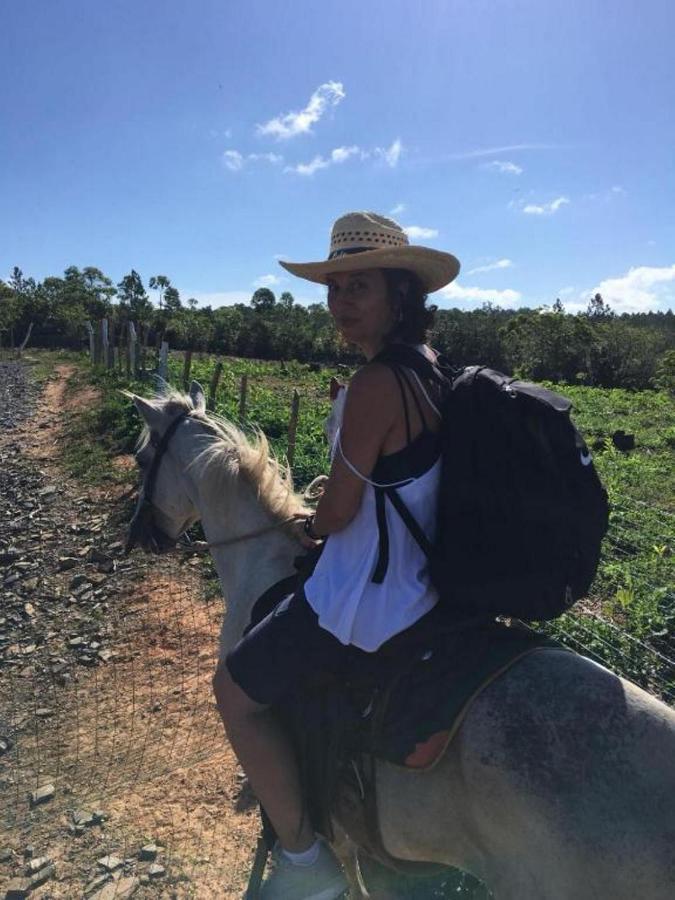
top-left (64, 350), bottom-right (675, 705)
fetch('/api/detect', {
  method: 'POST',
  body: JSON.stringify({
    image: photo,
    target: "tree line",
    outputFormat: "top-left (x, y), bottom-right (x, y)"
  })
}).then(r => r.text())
top-left (1, 266), bottom-right (674, 391)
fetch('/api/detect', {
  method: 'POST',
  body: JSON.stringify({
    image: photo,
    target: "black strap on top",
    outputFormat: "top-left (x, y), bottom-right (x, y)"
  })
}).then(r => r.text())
top-left (370, 364), bottom-right (435, 584)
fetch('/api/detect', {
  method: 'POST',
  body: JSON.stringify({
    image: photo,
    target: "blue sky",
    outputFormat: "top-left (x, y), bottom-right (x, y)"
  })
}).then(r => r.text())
top-left (2, 0), bottom-right (674, 314)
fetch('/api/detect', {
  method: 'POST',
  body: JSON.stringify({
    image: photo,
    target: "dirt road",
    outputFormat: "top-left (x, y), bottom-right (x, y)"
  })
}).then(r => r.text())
top-left (0, 360), bottom-right (258, 898)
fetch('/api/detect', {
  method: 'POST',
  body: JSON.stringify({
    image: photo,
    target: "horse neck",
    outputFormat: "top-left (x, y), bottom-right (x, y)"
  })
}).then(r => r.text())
top-left (180, 432), bottom-right (303, 656)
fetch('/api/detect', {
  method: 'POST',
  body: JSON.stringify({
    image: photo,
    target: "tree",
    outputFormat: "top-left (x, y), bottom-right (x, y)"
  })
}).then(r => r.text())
top-left (149, 275), bottom-right (171, 310)
top-left (251, 288), bottom-right (276, 310)
top-left (163, 286), bottom-right (182, 314)
top-left (585, 292), bottom-right (614, 320)
top-left (278, 291), bottom-right (295, 309)
top-left (117, 270), bottom-right (153, 325)
top-left (552, 298), bottom-right (565, 314)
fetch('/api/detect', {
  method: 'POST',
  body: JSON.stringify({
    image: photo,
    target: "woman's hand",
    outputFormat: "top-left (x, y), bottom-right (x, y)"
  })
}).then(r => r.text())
top-left (290, 516), bottom-right (321, 550)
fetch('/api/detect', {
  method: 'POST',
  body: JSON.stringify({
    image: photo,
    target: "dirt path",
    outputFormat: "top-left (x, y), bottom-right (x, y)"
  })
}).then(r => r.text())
top-left (0, 361), bottom-right (258, 898)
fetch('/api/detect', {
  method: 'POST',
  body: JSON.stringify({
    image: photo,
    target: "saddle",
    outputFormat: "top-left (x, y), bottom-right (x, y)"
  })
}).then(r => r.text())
top-left (249, 568), bottom-right (557, 878)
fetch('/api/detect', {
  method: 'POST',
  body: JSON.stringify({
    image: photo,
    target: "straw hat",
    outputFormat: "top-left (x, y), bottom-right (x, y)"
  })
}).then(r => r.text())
top-left (278, 211), bottom-right (460, 294)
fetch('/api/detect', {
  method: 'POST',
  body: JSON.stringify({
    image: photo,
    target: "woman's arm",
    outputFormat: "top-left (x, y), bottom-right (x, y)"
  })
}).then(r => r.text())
top-left (311, 364), bottom-right (398, 537)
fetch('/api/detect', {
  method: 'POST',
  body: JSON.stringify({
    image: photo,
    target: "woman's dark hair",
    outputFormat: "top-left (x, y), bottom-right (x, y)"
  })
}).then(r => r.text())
top-left (382, 268), bottom-right (436, 345)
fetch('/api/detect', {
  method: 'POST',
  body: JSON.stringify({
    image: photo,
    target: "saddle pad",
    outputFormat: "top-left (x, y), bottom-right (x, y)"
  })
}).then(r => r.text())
top-left (370, 620), bottom-right (560, 767)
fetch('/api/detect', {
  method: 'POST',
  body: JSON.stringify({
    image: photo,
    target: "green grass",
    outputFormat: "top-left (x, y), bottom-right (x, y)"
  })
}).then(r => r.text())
top-left (42, 350), bottom-right (675, 701)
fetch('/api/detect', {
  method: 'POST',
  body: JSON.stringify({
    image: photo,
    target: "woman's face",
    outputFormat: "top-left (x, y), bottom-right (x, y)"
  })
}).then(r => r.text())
top-left (326, 269), bottom-right (396, 355)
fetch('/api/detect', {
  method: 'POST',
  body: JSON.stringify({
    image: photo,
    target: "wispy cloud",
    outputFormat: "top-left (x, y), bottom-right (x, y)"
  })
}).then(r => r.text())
top-left (222, 150), bottom-right (283, 172)
top-left (374, 138), bottom-right (403, 168)
top-left (467, 258), bottom-right (513, 275)
top-left (440, 283), bottom-right (522, 307)
top-left (591, 264), bottom-right (675, 313)
top-left (584, 184), bottom-right (627, 203)
top-left (249, 152), bottom-right (284, 164)
top-left (285, 145), bottom-right (362, 176)
top-left (222, 150), bottom-right (244, 172)
top-left (522, 196), bottom-right (570, 215)
top-left (404, 225), bottom-right (438, 240)
top-left (485, 160), bottom-right (523, 175)
top-left (331, 145), bottom-right (360, 164)
top-left (256, 81), bottom-right (345, 141)
top-left (390, 203), bottom-right (406, 216)
top-left (253, 274), bottom-right (282, 288)
top-left (447, 143), bottom-right (559, 161)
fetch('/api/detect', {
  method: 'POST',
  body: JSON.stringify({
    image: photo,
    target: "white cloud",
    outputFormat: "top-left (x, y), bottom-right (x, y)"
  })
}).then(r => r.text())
top-left (222, 150), bottom-right (244, 172)
top-left (253, 274), bottom-right (282, 288)
top-left (404, 225), bottom-right (439, 240)
top-left (485, 160), bottom-right (523, 175)
top-left (374, 138), bottom-right (403, 168)
top-left (331, 145), bottom-right (360, 163)
top-left (222, 149), bottom-right (284, 172)
top-left (440, 283), bottom-right (522, 307)
top-left (447, 143), bottom-right (559, 161)
top-left (288, 155), bottom-right (331, 176)
top-left (390, 203), bottom-right (406, 216)
top-left (584, 184), bottom-right (627, 203)
top-left (522, 196), bottom-right (570, 215)
top-left (256, 81), bottom-right (345, 140)
top-left (248, 152), bottom-right (283, 164)
top-left (591, 264), bottom-right (675, 313)
top-left (284, 138), bottom-right (401, 177)
top-left (467, 258), bottom-right (513, 275)
top-left (285, 144), bottom-right (363, 176)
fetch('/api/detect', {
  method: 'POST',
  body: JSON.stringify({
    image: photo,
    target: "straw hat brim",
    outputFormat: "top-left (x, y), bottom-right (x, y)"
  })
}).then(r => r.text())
top-left (279, 245), bottom-right (460, 294)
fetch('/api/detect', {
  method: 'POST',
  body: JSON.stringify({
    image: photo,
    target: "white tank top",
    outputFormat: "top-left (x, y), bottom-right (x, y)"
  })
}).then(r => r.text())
top-left (304, 350), bottom-right (441, 651)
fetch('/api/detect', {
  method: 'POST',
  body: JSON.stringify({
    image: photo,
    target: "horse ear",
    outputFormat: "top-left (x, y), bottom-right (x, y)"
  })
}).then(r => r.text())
top-left (132, 395), bottom-right (165, 432)
top-left (189, 381), bottom-right (206, 413)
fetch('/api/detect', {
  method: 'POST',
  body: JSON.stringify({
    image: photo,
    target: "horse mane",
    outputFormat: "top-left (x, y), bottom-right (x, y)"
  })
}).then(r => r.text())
top-left (135, 388), bottom-right (305, 523)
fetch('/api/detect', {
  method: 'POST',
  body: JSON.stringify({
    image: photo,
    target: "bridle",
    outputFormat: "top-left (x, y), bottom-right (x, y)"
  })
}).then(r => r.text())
top-left (125, 411), bottom-right (305, 555)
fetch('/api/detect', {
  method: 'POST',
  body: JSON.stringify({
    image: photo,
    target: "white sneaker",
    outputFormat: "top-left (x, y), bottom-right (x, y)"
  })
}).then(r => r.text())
top-left (259, 840), bottom-right (348, 899)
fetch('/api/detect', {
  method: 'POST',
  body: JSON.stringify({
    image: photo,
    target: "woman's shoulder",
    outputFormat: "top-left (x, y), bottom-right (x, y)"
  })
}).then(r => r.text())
top-left (348, 360), bottom-right (400, 398)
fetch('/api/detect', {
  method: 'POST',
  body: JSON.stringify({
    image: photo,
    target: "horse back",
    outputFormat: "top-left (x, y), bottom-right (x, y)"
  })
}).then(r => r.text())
top-left (377, 649), bottom-right (675, 899)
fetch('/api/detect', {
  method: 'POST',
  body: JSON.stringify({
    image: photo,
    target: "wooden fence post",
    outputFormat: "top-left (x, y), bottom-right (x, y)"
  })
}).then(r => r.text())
top-left (158, 341), bottom-right (169, 383)
top-left (208, 360), bottom-right (224, 410)
top-left (128, 322), bottom-right (138, 377)
top-left (101, 319), bottom-right (111, 369)
top-left (139, 325), bottom-right (148, 374)
top-left (85, 322), bottom-right (95, 365)
top-left (182, 349), bottom-right (193, 391)
top-left (16, 323), bottom-right (33, 359)
top-left (239, 374), bottom-right (248, 421)
top-left (287, 389), bottom-right (300, 468)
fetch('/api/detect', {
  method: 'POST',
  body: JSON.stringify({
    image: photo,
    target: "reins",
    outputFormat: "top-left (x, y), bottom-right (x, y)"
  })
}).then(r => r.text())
top-left (176, 513), bottom-right (307, 555)
top-left (125, 409), bottom-right (308, 556)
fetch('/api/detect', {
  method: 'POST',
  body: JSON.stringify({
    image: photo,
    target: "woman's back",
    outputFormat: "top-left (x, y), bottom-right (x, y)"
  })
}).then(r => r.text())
top-left (304, 346), bottom-right (442, 650)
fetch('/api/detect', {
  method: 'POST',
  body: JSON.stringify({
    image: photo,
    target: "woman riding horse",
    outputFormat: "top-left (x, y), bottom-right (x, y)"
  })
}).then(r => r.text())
top-left (212, 211), bottom-right (461, 898)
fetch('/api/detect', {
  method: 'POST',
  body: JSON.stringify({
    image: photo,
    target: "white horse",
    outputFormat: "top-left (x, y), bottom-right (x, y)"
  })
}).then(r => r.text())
top-left (128, 382), bottom-right (675, 900)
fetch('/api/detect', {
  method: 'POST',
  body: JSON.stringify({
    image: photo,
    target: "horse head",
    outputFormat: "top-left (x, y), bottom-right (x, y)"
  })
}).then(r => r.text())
top-left (125, 380), bottom-right (206, 553)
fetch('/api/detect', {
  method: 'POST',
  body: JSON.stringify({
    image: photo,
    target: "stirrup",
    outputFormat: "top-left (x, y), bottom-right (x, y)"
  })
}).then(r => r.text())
top-left (245, 834), bottom-right (270, 899)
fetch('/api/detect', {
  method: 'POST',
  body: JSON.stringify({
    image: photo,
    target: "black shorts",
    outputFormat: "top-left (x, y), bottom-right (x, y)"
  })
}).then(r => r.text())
top-left (225, 588), bottom-right (377, 706)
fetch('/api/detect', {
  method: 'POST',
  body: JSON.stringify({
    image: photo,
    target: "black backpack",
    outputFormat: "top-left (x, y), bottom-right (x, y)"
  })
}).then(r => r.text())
top-left (372, 345), bottom-right (610, 621)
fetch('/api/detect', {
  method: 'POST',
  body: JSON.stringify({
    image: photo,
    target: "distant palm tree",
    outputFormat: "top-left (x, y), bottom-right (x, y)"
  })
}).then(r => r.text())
top-left (149, 275), bottom-right (171, 310)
